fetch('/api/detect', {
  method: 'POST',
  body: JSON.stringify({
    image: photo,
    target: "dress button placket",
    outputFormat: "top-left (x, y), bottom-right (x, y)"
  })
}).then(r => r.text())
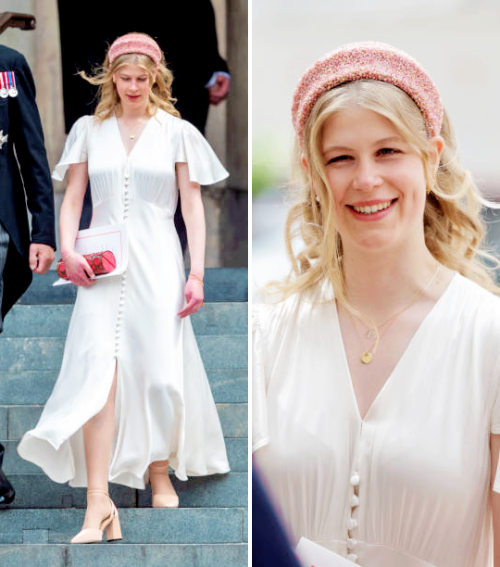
top-left (346, 466), bottom-right (360, 563)
top-left (115, 163), bottom-right (130, 356)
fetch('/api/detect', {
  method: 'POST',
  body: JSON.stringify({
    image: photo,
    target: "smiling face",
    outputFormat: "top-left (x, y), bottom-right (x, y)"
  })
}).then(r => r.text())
top-left (320, 106), bottom-right (439, 255)
top-left (113, 63), bottom-right (153, 111)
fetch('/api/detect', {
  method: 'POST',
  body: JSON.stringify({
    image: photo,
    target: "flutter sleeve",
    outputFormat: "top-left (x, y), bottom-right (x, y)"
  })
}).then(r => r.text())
top-left (52, 116), bottom-right (90, 181)
top-left (253, 304), bottom-right (270, 452)
top-left (174, 120), bottom-right (229, 186)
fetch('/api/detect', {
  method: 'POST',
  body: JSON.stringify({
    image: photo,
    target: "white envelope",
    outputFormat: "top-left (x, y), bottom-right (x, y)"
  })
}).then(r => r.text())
top-left (296, 537), bottom-right (358, 567)
top-left (54, 223), bottom-right (128, 286)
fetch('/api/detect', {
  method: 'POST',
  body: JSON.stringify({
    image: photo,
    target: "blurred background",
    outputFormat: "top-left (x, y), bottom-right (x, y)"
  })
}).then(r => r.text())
top-left (253, 0), bottom-right (500, 290)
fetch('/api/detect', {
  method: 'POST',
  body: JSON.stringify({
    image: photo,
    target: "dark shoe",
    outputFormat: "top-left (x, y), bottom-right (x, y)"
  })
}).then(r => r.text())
top-left (0, 443), bottom-right (15, 506)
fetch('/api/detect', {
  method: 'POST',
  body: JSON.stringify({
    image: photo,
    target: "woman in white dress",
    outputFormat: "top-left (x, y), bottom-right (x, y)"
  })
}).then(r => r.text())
top-left (18, 33), bottom-right (230, 543)
top-left (253, 42), bottom-right (500, 566)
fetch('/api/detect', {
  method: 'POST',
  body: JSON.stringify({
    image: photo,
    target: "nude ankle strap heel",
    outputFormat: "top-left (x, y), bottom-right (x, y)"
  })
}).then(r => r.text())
top-left (105, 507), bottom-right (122, 541)
top-left (70, 489), bottom-right (122, 544)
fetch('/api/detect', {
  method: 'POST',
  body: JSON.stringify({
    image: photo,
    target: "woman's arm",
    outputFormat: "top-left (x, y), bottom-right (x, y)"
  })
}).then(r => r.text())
top-left (176, 162), bottom-right (205, 318)
top-left (491, 434), bottom-right (500, 566)
top-left (59, 162), bottom-right (95, 287)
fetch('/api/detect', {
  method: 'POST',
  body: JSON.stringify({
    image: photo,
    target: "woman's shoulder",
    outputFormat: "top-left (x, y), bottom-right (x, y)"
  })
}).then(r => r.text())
top-left (448, 273), bottom-right (500, 334)
top-left (153, 109), bottom-right (201, 142)
top-left (253, 281), bottom-right (333, 336)
top-left (154, 109), bottom-right (205, 135)
top-left (68, 115), bottom-right (106, 139)
top-left (69, 115), bottom-right (94, 131)
top-left (451, 273), bottom-right (500, 312)
top-left (153, 108), bottom-right (184, 127)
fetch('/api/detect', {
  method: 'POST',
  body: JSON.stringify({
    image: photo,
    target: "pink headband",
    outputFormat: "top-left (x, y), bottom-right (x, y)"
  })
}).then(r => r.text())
top-left (292, 41), bottom-right (443, 145)
top-left (108, 33), bottom-right (162, 66)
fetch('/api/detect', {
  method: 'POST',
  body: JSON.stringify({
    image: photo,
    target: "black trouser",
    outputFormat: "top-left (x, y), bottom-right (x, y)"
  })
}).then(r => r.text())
top-left (0, 221), bottom-right (10, 333)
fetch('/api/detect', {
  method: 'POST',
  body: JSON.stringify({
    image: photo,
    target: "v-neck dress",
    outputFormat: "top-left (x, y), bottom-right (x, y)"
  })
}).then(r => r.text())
top-left (18, 109), bottom-right (230, 488)
top-left (253, 274), bottom-right (500, 566)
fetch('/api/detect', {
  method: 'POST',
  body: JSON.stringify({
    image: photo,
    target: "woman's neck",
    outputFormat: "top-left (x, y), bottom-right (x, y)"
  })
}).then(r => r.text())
top-left (341, 238), bottom-right (441, 321)
top-left (116, 104), bottom-right (149, 121)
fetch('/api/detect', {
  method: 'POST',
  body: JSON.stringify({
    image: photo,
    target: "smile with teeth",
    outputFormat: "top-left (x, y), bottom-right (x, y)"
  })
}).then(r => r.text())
top-left (351, 200), bottom-right (394, 214)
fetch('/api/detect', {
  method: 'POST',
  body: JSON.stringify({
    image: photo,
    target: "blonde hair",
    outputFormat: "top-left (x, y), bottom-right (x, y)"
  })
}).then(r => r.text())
top-left (273, 80), bottom-right (500, 303)
top-left (79, 35), bottom-right (180, 121)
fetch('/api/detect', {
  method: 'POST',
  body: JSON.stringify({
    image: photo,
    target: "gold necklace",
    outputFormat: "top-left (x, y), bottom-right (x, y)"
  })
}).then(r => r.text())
top-left (348, 311), bottom-right (399, 364)
top-left (119, 117), bottom-right (145, 140)
top-left (347, 262), bottom-right (441, 364)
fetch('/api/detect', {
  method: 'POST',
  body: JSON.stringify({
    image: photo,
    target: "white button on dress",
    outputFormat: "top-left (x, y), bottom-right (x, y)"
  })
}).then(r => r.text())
top-left (18, 109), bottom-right (230, 488)
top-left (253, 275), bottom-right (500, 566)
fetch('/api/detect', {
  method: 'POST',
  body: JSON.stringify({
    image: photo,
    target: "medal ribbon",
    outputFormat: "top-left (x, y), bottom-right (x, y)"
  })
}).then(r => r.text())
top-left (0, 72), bottom-right (6, 90)
top-left (7, 71), bottom-right (15, 90)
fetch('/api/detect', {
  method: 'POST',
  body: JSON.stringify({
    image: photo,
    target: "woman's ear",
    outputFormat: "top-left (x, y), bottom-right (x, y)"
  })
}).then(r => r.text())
top-left (429, 136), bottom-right (444, 174)
top-left (151, 67), bottom-right (158, 85)
top-left (301, 154), bottom-right (309, 173)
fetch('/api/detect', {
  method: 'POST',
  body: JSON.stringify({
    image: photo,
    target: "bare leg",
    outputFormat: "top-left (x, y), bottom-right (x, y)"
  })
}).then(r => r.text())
top-left (81, 367), bottom-right (118, 528)
top-left (149, 459), bottom-right (179, 507)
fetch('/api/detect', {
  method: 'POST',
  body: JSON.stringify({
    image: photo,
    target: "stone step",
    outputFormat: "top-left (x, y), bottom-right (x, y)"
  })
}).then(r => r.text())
top-left (0, 472), bottom-right (248, 509)
top-left (2, 438), bottom-right (247, 476)
top-left (0, 508), bottom-right (247, 544)
top-left (19, 268), bottom-right (248, 305)
top-left (1, 303), bottom-right (248, 338)
top-left (0, 367), bottom-right (247, 404)
top-left (0, 335), bottom-right (248, 372)
top-left (0, 543), bottom-right (247, 566)
top-left (0, 403), bottom-right (247, 441)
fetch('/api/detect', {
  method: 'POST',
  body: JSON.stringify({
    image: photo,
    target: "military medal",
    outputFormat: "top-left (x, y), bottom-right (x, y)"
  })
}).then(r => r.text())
top-left (6, 71), bottom-right (18, 98)
top-left (0, 73), bottom-right (8, 98)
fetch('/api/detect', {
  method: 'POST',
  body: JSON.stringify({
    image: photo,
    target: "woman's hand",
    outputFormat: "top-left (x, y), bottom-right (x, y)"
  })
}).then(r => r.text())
top-left (177, 276), bottom-right (204, 318)
top-left (63, 252), bottom-right (96, 287)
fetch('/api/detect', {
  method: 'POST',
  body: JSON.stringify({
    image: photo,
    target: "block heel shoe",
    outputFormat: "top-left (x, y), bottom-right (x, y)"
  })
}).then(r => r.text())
top-left (71, 489), bottom-right (122, 544)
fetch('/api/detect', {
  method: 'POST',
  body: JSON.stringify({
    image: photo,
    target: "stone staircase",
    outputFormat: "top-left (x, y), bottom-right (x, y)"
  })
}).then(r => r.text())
top-left (0, 268), bottom-right (248, 566)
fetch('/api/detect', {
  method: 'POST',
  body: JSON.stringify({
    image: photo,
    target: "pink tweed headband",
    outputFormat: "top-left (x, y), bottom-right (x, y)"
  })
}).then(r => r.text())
top-left (292, 41), bottom-right (443, 145)
top-left (108, 33), bottom-right (162, 66)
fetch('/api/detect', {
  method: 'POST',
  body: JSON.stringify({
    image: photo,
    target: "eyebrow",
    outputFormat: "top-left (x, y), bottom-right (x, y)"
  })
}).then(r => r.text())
top-left (322, 136), bottom-right (405, 154)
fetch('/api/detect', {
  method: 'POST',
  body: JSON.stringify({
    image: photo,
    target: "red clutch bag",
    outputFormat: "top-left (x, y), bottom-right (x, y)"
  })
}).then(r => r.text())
top-left (57, 251), bottom-right (117, 280)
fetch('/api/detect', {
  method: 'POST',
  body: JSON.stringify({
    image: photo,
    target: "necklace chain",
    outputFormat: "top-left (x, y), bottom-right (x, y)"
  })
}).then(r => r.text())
top-left (119, 117), bottom-right (146, 140)
top-left (347, 262), bottom-right (441, 364)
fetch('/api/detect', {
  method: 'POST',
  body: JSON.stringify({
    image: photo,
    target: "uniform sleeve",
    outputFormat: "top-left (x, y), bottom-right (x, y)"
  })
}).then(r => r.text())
top-left (253, 304), bottom-right (270, 452)
top-left (11, 52), bottom-right (56, 249)
top-left (174, 120), bottom-right (229, 186)
top-left (52, 116), bottom-right (89, 181)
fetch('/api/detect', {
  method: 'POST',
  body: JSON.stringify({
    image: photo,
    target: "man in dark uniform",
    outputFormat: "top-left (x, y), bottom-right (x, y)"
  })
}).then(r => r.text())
top-left (253, 468), bottom-right (302, 567)
top-left (0, 44), bottom-right (56, 505)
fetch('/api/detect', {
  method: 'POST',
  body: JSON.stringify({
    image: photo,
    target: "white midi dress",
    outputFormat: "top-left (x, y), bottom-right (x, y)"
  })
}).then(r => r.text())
top-left (18, 109), bottom-right (230, 489)
top-left (253, 274), bottom-right (500, 566)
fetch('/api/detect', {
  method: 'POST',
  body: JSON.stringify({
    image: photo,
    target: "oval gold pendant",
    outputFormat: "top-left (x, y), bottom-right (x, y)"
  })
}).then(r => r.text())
top-left (361, 351), bottom-right (373, 364)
